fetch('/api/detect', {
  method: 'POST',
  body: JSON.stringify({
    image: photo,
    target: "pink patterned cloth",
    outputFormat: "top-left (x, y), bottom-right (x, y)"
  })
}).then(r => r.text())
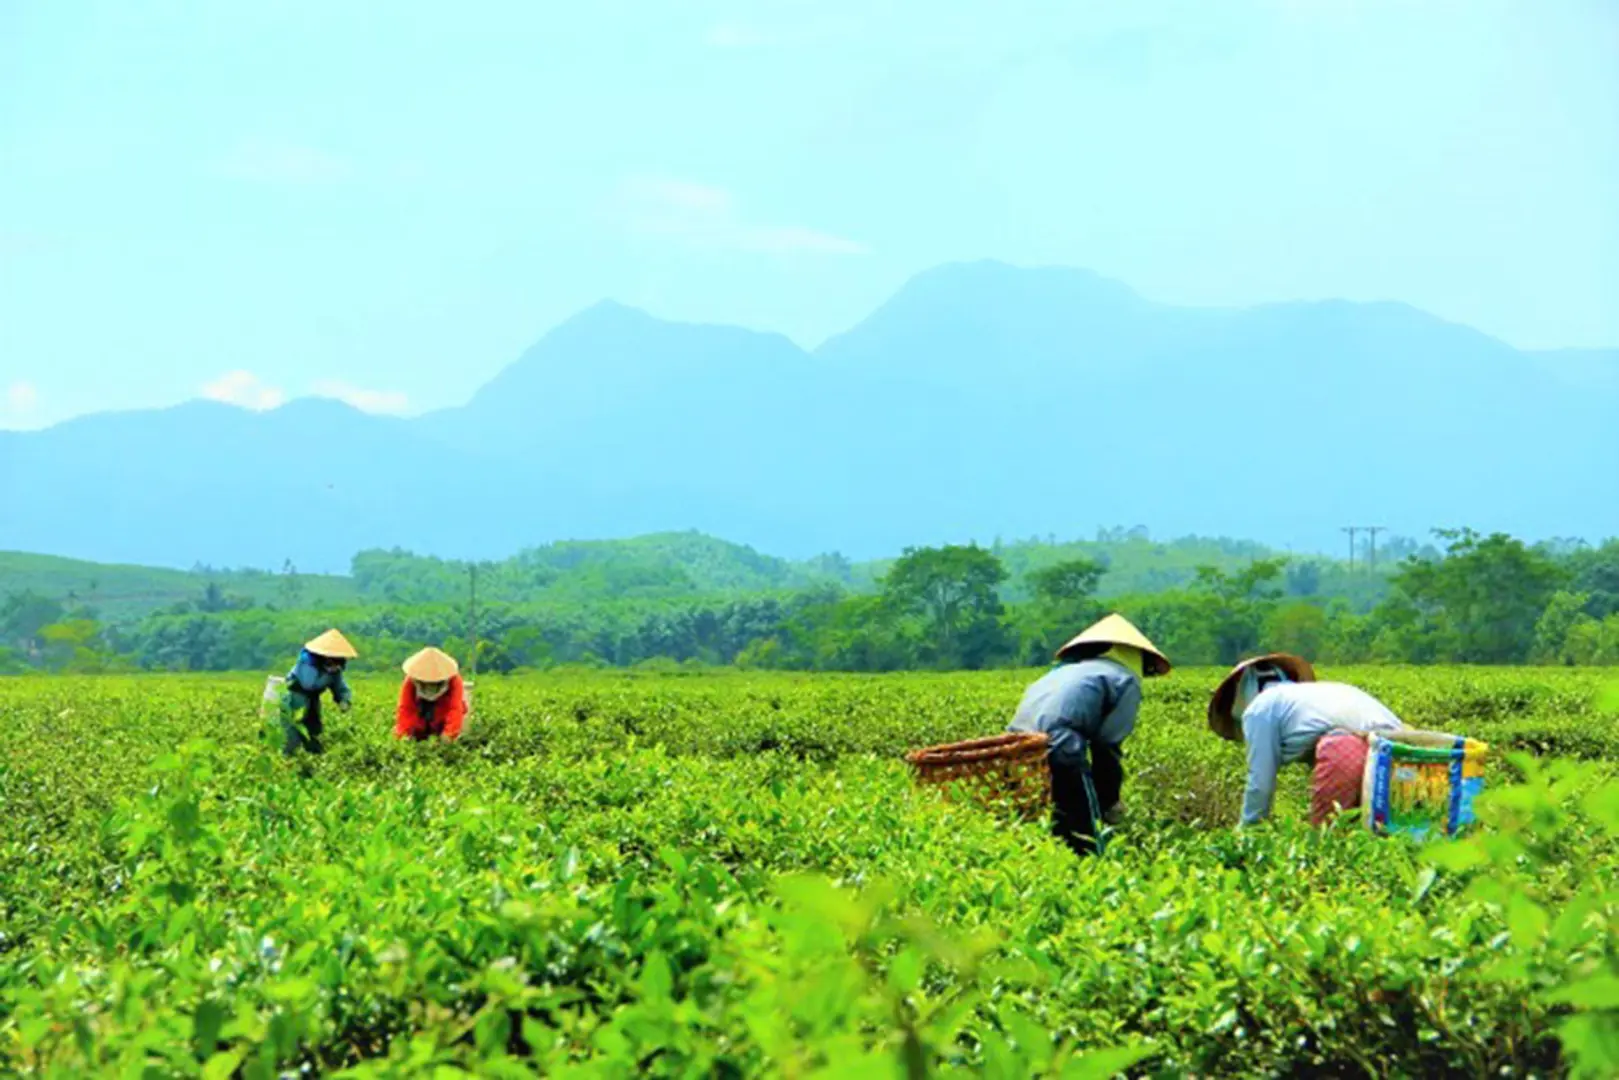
top-left (1311, 732), bottom-right (1369, 826)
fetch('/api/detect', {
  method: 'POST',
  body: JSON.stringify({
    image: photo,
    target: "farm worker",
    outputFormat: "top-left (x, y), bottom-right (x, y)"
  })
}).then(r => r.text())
top-left (1207, 654), bottom-right (1404, 827)
top-left (279, 628), bottom-right (357, 756)
top-left (1008, 613), bottom-right (1172, 857)
top-left (394, 646), bottom-right (469, 742)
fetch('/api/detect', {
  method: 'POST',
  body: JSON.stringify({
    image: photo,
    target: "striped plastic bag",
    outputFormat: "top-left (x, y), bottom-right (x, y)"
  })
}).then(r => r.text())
top-left (1360, 730), bottom-right (1489, 840)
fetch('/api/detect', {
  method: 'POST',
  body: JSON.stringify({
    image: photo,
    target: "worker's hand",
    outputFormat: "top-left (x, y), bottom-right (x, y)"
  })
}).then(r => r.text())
top-left (1102, 804), bottom-right (1126, 826)
top-left (338, 699), bottom-right (352, 714)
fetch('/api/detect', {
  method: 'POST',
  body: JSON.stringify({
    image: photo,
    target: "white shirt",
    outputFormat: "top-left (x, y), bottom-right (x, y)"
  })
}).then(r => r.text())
top-left (1240, 681), bottom-right (1403, 824)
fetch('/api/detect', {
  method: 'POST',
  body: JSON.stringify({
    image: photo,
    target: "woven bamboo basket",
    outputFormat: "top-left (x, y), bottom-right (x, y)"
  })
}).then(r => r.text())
top-left (904, 732), bottom-right (1052, 820)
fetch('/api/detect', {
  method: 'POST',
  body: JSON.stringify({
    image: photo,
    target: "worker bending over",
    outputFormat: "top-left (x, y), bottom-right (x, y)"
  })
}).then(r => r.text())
top-left (1208, 654), bottom-right (1404, 827)
top-left (395, 646), bottom-right (469, 742)
top-left (1009, 614), bottom-right (1172, 857)
top-left (280, 629), bottom-right (356, 756)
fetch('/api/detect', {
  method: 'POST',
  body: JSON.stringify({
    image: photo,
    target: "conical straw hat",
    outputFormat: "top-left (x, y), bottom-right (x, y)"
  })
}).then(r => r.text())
top-left (402, 646), bottom-right (459, 682)
top-left (1055, 613), bottom-right (1171, 676)
top-left (304, 628), bottom-right (358, 659)
top-left (1207, 653), bottom-right (1317, 741)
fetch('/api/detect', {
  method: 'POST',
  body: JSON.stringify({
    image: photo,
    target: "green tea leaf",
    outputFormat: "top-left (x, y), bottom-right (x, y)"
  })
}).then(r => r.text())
top-left (1582, 783), bottom-right (1619, 837)
top-left (1505, 895), bottom-right (1549, 948)
top-left (202, 1050), bottom-right (244, 1080)
top-left (1424, 840), bottom-right (1487, 873)
top-left (1557, 1011), bottom-right (1619, 1080)
top-left (888, 946), bottom-right (923, 996)
top-left (1411, 865), bottom-right (1438, 904)
top-left (639, 951), bottom-right (674, 1002)
top-left (265, 977), bottom-right (318, 1003)
top-left (192, 999), bottom-right (226, 1056)
top-left (773, 874), bottom-right (862, 933)
top-left (1059, 1044), bottom-right (1155, 1080)
top-left (1546, 975), bottom-right (1619, 1010)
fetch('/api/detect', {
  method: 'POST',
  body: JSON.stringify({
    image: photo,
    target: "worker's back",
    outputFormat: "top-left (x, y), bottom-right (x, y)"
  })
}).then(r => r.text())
top-left (1010, 658), bottom-right (1140, 762)
top-left (1257, 680), bottom-right (1403, 734)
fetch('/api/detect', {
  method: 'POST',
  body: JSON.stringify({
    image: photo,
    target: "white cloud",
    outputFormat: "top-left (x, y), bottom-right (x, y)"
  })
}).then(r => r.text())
top-left (201, 371), bottom-right (285, 411)
top-left (311, 380), bottom-right (411, 415)
top-left (215, 138), bottom-right (352, 185)
top-left (703, 18), bottom-right (860, 49)
top-left (621, 176), bottom-right (735, 216)
top-left (6, 381), bottom-right (38, 415)
top-left (614, 174), bottom-right (870, 257)
top-left (725, 223), bottom-right (870, 256)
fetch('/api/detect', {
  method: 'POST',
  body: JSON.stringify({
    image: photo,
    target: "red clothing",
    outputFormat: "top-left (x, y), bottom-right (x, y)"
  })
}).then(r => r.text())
top-left (394, 674), bottom-right (468, 741)
top-left (1310, 732), bottom-right (1369, 826)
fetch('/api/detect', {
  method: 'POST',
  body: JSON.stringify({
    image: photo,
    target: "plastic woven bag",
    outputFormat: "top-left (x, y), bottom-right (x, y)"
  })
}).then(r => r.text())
top-left (260, 674), bottom-right (286, 721)
top-left (1361, 730), bottom-right (1488, 839)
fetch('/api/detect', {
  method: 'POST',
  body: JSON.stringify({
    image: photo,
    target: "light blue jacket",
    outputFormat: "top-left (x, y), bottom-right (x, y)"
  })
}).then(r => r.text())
top-left (281, 648), bottom-right (352, 719)
top-left (1240, 681), bottom-right (1403, 824)
top-left (1008, 658), bottom-right (1141, 768)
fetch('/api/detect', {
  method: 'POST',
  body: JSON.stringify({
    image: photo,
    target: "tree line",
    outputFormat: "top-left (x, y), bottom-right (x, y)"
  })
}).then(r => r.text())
top-left (3, 529), bottom-right (1616, 675)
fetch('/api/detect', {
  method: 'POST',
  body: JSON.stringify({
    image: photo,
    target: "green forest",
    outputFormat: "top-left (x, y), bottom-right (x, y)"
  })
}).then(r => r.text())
top-left (3, 528), bottom-right (1616, 676)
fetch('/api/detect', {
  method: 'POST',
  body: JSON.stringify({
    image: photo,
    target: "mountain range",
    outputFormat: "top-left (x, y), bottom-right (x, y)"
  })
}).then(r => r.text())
top-left (3, 260), bottom-right (1615, 572)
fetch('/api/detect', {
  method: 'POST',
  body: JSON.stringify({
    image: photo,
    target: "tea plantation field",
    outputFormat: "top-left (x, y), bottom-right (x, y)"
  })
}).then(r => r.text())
top-left (2, 668), bottom-right (1616, 1078)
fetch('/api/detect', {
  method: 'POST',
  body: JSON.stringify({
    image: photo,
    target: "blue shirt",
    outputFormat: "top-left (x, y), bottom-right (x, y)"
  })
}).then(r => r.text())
top-left (282, 648), bottom-right (352, 713)
top-left (1240, 681), bottom-right (1403, 825)
top-left (1008, 658), bottom-right (1141, 768)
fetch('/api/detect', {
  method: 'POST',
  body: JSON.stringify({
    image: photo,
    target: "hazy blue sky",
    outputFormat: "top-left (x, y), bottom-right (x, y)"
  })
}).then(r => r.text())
top-left (2, 0), bottom-right (1615, 429)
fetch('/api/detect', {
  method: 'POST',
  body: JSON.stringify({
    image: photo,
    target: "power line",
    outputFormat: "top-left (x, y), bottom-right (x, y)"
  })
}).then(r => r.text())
top-left (1364, 526), bottom-right (1386, 572)
top-left (1342, 526), bottom-right (1388, 573)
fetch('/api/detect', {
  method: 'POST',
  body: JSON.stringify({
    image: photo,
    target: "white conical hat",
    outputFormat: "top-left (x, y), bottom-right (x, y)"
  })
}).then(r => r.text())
top-left (1207, 653), bottom-right (1316, 741)
top-left (305, 628), bottom-right (358, 659)
top-left (1054, 613), bottom-right (1170, 675)
top-left (402, 646), bottom-right (459, 682)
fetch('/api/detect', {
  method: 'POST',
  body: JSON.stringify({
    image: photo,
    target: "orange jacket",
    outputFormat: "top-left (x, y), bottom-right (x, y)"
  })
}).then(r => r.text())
top-left (394, 674), bottom-right (467, 741)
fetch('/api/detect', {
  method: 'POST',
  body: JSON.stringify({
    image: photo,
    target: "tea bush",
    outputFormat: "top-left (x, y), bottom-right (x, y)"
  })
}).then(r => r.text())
top-left (1, 667), bottom-right (1615, 1077)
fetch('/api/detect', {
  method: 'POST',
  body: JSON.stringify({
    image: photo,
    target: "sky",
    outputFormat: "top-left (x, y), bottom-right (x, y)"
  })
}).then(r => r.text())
top-left (1, 0), bottom-right (1616, 431)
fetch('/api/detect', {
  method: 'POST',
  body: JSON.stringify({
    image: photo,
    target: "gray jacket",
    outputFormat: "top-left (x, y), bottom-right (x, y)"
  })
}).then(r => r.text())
top-left (1008, 658), bottom-right (1141, 768)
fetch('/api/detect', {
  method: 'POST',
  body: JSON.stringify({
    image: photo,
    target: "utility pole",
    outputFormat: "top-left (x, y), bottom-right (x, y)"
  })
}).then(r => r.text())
top-left (1364, 527), bottom-right (1386, 573)
top-left (468, 564), bottom-right (479, 680)
top-left (1341, 526), bottom-right (1388, 573)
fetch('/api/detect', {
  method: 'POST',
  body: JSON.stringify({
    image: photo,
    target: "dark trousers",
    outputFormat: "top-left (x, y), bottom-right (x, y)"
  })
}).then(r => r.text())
top-left (282, 694), bottom-right (325, 756)
top-left (1050, 740), bottom-right (1124, 857)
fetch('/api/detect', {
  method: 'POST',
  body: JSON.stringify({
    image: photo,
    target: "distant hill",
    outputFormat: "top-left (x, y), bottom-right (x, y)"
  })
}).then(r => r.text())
top-left (0, 550), bottom-right (358, 622)
top-left (1531, 347), bottom-right (1619, 393)
top-left (2, 529), bottom-right (1391, 623)
top-left (347, 531), bottom-right (843, 606)
top-left (0, 532), bottom-right (829, 621)
top-left (2, 260), bottom-right (1614, 570)
top-left (0, 398), bottom-right (537, 571)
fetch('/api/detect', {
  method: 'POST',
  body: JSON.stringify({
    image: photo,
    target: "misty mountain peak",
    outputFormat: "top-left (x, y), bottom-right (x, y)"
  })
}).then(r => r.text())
top-left (892, 259), bottom-right (1145, 317)
top-left (815, 259), bottom-right (1150, 362)
top-left (5, 260), bottom-right (1614, 571)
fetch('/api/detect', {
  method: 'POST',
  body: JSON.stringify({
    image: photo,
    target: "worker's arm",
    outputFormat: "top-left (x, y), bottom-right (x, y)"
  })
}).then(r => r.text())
top-left (332, 669), bottom-right (353, 709)
top-left (1239, 701), bottom-right (1283, 826)
top-left (442, 687), bottom-right (465, 741)
top-left (1094, 677), bottom-right (1142, 747)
